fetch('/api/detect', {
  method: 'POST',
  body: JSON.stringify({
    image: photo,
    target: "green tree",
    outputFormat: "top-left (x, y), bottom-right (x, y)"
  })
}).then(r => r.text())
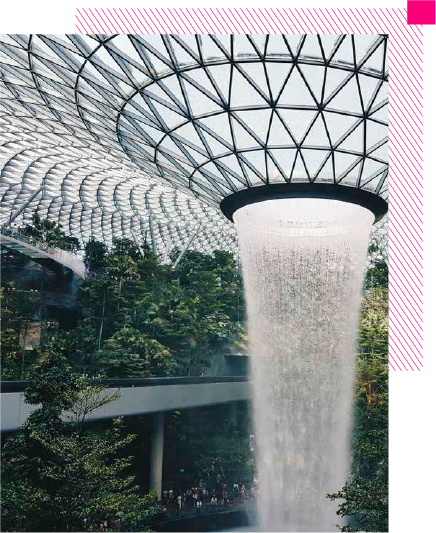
top-left (1, 350), bottom-right (157, 532)
top-left (20, 213), bottom-right (81, 253)
top-left (0, 284), bottom-right (40, 379)
top-left (84, 237), bottom-right (109, 270)
top-left (95, 327), bottom-right (179, 378)
top-left (328, 278), bottom-right (388, 531)
top-left (60, 238), bottom-right (245, 378)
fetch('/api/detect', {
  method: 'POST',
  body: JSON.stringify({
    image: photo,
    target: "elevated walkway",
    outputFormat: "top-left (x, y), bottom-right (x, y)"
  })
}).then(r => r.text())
top-left (0, 228), bottom-right (86, 279)
top-left (0, 377), bottom-right (251, 432)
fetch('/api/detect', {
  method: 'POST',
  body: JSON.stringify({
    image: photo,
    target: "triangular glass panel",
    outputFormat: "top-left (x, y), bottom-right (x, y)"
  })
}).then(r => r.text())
top-left (169, 36), bottom-right (200, 67)
top-left (322, 110), bottom-right (358, 145)
top-left (299, 64), bottom-right (325, 106)
top-left (218, 154), bottom-right (247, 186)
top-left (199, 35), bottom-right (228, 62)
top-left (301, 113), bottom-right (329, 147)
top-left (207, 35), bottom-right (231, 59)
top-left (266, 35), bottom-right (291, 57)
top-left (150, 100), bottom-right (186, 130)
top-left (331, 35), bottom-right (354, 66)
top-left (158, 74), bottom-right (190, 110)
top-left (360, 39), bottom-right (385, 74)
top-left (231, 115), bottom-right (263, 150)
top-left (182, 67), bottom-right (221, 102)
top-left (319, 35), bottom-right (340, 61)
top-left (243, 149), bottom-right (268, 181)
top-left (353, 35), bottom-right (378, 64)
top-left (278, 68), bottom-right (317, 107)
top-left (277, 109), bottom-right (317, 144)
top-left (239, 153), bottom-right (267, 186)
top-left (300, 148), bottom-right (331, 180)
top-left (233, 35), bottom-right (260, 59)
top-left (327, 75), bottom-right (362, 114)
top-left (248, 35), bottom-right (267, 57)
top-left (205, 64), bottom-right (231, 105)
top-left (314, 152), bottom-right (334, 182)
top-left (230, 67), bottom-right (268, 107)
top-left (92, 45), bottom-right (132, 81)
top-left (368, 102), bottom-right (388, 124)
top-left (334, 152), bottom-right (361, 181)
top-left (265, 62), bottom-right (292, 101)
top-left (267, 112), bottom-right (295, 146)
top-left (290, 151), bottom-right (309, 182)
top-left (367, 141), bottom-right (388, 163)
top-left (134, 35), bottom-right (173, 76)
top-left (269, 148), bottom-right (296, 181)
top-left (201, 130), bottom-right (231, 158)
top-left (236, 62), bottom-right (270, 100)
top-left (368, 79), bottom-right (388, 110)
top-left (323, 65), bottom-right (351, 104)
top-left (300, 35), bottom-right (323, 59)
top-left (283, 35), bottom-right (303, 57)
top-left (171, 122), bottom-right (206, 152)
top-left (233, 109), bottom-right (272, 145)
top-left (266, 152), bottom-right (287, 183)
top-left (337, 121), bottom-right (364, 153)
top-left (366, 120), bottom-right (388, 154)
top-left (360, 156), bottom-right (385, 181)
top-left (199, 113), bottom-right (233, 148)
top-left (356, 73), bottom-right (381, 112)
top-left (182, 78), bottom-right (222, 117)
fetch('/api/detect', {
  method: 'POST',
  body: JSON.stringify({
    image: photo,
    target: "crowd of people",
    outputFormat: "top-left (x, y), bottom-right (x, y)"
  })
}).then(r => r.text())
top-left (157, 475), bottom-right (259, 518)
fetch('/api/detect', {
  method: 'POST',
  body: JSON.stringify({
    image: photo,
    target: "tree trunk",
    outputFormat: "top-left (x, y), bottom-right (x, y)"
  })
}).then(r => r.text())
top-left (97, 293), bottom-right (106, 353)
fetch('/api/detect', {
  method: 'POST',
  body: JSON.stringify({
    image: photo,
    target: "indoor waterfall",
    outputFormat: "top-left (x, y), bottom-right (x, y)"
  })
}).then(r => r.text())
top-left (234, 198), bottom-right (374, 532)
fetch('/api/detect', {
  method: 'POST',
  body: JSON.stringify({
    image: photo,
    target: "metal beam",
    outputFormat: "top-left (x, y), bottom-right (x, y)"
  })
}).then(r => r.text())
top-left (4, 188), bottom-right (42, 227)
top-left (148, 216), bottom-right (157, 255)
top-left (173, 227), bottom-right (199, 269)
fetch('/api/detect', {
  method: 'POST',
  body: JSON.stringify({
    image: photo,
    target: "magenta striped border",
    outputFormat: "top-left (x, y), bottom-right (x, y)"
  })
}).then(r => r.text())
top-left (75, 7), bottom-right (424, 371)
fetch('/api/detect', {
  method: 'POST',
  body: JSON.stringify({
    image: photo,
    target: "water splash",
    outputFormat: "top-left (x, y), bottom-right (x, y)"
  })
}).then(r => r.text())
top-left (234, 199), bottom-right (373, 532)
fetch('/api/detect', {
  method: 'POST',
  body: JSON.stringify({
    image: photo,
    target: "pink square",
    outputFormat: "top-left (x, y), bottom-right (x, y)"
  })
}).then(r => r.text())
top-left (407, 0), bottom-right (436, 24)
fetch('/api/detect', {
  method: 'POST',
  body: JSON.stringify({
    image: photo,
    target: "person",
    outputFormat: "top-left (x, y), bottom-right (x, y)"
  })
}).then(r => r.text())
top-left (196, 499), bottom-right (202, 514)
top-left (177, 493), bottom-right (182, 512)
top-left (233, 482), bottom-right (239, 494)
top-left (210, 495), bottom-right (218, 506)
top-left (240, 483), bottom-right (246, 501)
top-left (168, 488), bottom-right (174, 501)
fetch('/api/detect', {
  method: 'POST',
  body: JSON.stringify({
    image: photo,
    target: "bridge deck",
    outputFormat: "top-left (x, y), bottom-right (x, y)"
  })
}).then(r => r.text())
top-left (1, 377), bottom-right (251, 432)
top-left (1, 230), bottom-right (86, 278)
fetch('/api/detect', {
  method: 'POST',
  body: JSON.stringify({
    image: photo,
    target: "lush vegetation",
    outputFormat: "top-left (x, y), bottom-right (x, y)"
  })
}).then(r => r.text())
top-left (328, 265), bottom-right (388, 532)
top-left (1, 220), bottom-right (245, 380)
top-left (1, 214), bottom-right (388, 532)
top-left (18, 212), bottom-right (82, 253)
top-left (1, 351), bottom-right (157, 532)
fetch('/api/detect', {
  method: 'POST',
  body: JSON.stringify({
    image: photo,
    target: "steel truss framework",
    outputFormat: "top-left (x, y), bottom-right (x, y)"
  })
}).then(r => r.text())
top-left (0, 34), bottom-right (388, 260)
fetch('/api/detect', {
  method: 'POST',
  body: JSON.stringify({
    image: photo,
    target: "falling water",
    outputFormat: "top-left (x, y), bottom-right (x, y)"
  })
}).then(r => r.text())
top-left (234, 198), bottom-right (374, 532)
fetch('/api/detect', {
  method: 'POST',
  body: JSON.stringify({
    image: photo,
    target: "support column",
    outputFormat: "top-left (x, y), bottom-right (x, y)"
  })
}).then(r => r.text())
top-left (229, 401), bottom-right (239, 429)
top-left (149, 412), bottom-right (164, 500)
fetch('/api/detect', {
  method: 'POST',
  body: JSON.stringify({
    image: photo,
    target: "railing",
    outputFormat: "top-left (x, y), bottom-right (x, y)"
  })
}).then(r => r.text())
top-left (1, 226), bottom-right (86, 278)
top-left (1, 376), bottom-right (250, 393)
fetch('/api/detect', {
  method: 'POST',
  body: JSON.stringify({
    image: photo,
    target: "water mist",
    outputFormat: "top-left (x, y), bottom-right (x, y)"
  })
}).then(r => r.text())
top-left (234, 198), bottom-right (374, 532)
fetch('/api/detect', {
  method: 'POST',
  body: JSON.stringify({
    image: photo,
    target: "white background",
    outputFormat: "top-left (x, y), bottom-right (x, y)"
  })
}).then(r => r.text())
top-left (0, 2), bottom-right (434, 532)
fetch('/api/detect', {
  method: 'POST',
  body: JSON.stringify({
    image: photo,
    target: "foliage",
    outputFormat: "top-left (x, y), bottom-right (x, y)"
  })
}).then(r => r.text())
top-left (95, 327), bottom-right (178, 378)
top-left (20, 212), bottom-right (81, 253)
top-left (1, 350), bottom-right (157, 532)
top-left (0, 284), bottom-right (40, 379)
top-left (54, 238), bottom-right (244, 377)
top-left (84, 237), bottom-right (109, 270)
top-left (328, 262), bottom-right (388, 532)
top-left (164, 405), bottom-right (254, 487)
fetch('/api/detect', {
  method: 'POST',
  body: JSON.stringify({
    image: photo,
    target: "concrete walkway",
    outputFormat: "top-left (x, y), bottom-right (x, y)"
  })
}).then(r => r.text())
top-left (1, 377), bottom-right (251, 432)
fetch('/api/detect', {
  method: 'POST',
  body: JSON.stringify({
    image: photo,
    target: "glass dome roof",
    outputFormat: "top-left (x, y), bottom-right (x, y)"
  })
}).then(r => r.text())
top-left (0, 34), bottom-right (388, 257)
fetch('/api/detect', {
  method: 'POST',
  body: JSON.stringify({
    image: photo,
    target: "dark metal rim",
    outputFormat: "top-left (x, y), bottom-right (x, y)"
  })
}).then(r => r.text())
top-left (220, 183), bottom-right (388, 224)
